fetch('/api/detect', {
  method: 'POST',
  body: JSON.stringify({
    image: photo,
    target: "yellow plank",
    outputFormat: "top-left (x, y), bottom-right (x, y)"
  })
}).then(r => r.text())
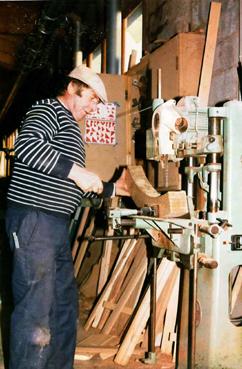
top-left (198, 2), bottom-right (222, 106)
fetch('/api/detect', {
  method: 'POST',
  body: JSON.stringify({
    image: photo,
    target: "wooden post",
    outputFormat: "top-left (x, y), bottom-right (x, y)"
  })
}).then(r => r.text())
top-left (198, 2), bottom-right (222, 107)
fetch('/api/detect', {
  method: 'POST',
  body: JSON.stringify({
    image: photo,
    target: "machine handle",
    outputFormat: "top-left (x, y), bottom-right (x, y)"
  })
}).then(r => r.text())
top-left (197, 253), bottom-right (218, 269)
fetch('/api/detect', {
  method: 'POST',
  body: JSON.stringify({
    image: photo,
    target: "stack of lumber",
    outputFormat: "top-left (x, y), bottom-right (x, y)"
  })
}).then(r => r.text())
top-left (74, 230), bottom-right (180, 365)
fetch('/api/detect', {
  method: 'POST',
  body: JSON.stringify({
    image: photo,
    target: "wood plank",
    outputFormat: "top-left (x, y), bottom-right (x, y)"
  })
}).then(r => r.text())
top-left (101, 38), bottom-right (107, 73)
top-left (160, 271), bottom-right (180, 355)
top-left (72, 207), bottom-right (90, 260)
top-left (104, 244), bottom-right (147, 337)
top-left (74, 215), bottom-right (95, 278)
top-left (121, 17), bottom-right (127, 74)
top-left (198, 2), bottom-right (222, 106)
top-left (155, 267), bottom-right (179, 337)
top-left (124, 74), bottom-right (134, 165)
top-left (75, 346), bottom-right (117, 356)
top-left (121, 242), bottom-right (147, 311)
top-left (97, 226), bottom-right (114, 295)
top-left (149, 33), bottom-right (205, 100)
top-left (103, 301), bottom-right (133, 315)
top-left (178, 32), bottom-right (205, 97)
top-left (78, 333), bottom-right (119, 347)
top-left (128, 49), bottom-right (137, 69)
top-left (141, 266), bottom-right (179, 349)
top-left (96, 236), bottom-right (141, 331)
top-left (114, 259), bottom-right (175, 366)
top-left (84, 238), bottom-right (138, 330)
top-left (75, 345), bottom-right (144, 357)
top-left (176, 269), bottom-right (190, 367)
top-left (102, 247), bottom-right (147, 334)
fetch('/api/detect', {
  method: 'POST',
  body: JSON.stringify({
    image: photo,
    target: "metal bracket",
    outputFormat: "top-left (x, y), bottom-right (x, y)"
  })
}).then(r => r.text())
top-left (231, 234), bottom-right (242, 251)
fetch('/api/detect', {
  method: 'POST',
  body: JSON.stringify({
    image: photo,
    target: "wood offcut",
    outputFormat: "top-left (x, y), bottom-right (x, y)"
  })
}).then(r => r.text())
top-left (126, 165), bottom-right (188, 218)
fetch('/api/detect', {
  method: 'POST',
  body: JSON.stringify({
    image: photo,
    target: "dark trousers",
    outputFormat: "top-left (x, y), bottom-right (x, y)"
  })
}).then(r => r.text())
top-left (5, 205), bottom-right (78, 369)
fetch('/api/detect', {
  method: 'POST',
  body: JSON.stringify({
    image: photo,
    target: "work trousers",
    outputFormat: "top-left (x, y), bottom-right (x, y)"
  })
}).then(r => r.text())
top-left (5, 205), bottom-right (78, 369)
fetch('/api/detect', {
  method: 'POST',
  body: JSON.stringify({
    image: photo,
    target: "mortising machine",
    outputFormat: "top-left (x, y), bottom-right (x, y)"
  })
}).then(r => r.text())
top-left (107, 97), bottom-right (242, 369)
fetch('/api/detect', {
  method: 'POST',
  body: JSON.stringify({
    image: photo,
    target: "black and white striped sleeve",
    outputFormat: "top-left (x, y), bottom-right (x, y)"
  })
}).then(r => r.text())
top-left (15, 104), bottom-right (73, 179)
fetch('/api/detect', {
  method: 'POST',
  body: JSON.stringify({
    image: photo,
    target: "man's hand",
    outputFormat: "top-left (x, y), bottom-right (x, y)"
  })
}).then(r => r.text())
top-left (68, 163), bottom-right (103, 194)
top-left (115, 168), bottom-right (130, 196)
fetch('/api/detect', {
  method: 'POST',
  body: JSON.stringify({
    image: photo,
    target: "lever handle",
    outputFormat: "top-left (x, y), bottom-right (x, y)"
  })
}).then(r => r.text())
top-left (198, 253), bottom-right (218, 269)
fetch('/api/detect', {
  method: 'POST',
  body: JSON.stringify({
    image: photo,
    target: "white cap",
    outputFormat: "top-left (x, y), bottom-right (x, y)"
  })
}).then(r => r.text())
top-left (68, 65), bottom-right (108, 103)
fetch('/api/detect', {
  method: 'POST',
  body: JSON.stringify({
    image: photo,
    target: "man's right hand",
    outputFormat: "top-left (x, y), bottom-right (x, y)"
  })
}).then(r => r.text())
top-left (68, 163), bottom-right (103, 194)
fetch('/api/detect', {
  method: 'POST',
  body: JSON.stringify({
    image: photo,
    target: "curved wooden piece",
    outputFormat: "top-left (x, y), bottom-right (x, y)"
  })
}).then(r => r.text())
top-left (126, 165), bottom-right (188, 218)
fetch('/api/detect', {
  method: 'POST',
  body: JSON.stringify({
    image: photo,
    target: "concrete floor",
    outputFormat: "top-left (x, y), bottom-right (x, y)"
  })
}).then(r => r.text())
top-left (74, 352), bottom-right (174, 369)
top-left (0, 302), bottom-right (175, 369)
top-left (0, 339), bottom-right (174, 369)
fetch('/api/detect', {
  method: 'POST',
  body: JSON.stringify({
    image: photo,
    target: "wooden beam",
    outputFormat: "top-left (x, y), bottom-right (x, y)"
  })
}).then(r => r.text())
top-left (198, 2), bottom-right (222, 107)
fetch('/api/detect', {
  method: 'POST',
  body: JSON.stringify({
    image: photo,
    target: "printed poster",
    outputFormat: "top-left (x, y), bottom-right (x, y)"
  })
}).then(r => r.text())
top-left (84, 103), bottom-right (116, 145)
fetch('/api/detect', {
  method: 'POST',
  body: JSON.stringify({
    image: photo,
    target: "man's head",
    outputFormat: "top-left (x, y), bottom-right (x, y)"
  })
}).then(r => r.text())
top-left (57, 66), bottom-right (108, 122)
top-left (68, 66), bottom-right (108, 103)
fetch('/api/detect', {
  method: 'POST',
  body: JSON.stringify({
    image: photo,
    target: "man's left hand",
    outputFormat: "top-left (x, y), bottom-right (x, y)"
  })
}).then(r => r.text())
top-left (115, 168), bottom-right (130, 196)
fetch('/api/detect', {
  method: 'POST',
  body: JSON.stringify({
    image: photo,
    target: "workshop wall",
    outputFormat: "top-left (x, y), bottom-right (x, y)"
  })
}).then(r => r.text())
top-left (142, 0), bottom-right (239, 105)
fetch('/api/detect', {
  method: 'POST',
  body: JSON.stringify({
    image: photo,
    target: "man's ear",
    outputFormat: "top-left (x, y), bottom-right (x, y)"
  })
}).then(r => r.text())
top-left (67, 81), bottom-right (77, 96)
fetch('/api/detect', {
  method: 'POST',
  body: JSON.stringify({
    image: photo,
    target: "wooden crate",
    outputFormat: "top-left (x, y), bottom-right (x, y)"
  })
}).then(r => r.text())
top-left (149, 32), bottom-right (205, 99)
top-left (127, 32), bottom-right (205, 100)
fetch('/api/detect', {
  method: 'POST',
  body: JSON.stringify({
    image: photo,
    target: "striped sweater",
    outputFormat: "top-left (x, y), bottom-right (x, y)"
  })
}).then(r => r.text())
top-left (7, 98), bottom-right (98, 217)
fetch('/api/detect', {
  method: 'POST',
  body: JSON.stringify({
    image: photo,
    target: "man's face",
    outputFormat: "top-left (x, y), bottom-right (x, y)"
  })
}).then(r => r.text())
top-left (71, 86), bottom-right (100, 121)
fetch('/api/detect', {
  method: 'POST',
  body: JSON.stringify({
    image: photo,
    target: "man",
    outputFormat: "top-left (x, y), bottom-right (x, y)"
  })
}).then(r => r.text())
top-left (5, 66), bottom-right (129, 369)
